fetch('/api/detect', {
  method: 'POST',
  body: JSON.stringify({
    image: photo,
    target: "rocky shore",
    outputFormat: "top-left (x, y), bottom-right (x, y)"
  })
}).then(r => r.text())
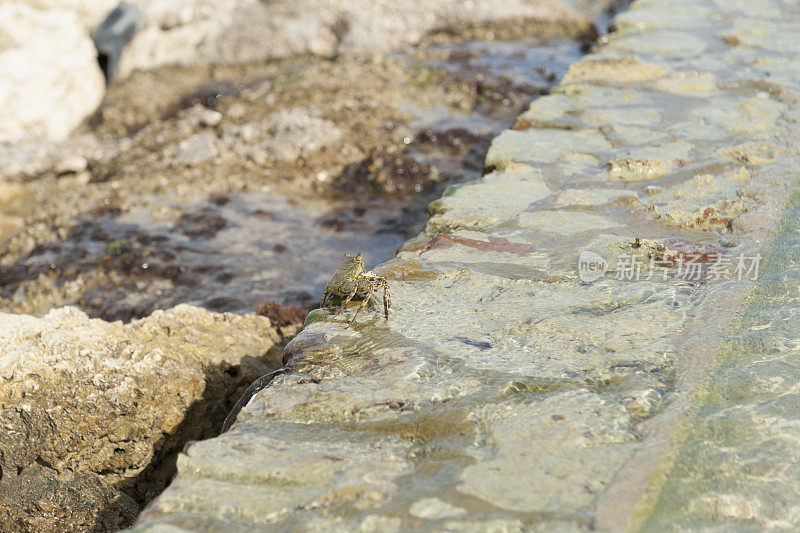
top-left (0, 1), bottom-right (619, 531)
top-left (129, 0), bottom-right (800, 531)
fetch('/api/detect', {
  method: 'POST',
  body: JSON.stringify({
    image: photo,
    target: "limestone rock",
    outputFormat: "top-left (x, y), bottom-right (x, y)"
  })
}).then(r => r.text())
top-left (14, 0), bottom-right (118, 30)
top-left (426, 163), bottom-right (550, 233)
top-left (0, 3), bottom-right (105, 142)
top-left (0, 304), bottom-right (280, 531)
top-left (0, 133), bottom-right (107, 180)
top-left (561, 56), bottom-right (667, 84)
top-left (114, 0), bottom-right (596, 77)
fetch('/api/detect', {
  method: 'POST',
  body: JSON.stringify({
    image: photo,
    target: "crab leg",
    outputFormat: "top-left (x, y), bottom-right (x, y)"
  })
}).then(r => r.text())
top-left (382, 279), bottom-right (391, 320)
top-left (335, 284), bottom-right (359, 316)
top-left (347, 282), bottom-right (375, 327)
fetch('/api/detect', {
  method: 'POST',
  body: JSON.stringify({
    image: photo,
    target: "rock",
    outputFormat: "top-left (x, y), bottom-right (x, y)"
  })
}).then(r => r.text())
top-left (517, 210), bottom-right (623, 236)
top-left (608, 157), bottom-right (672, 182)
top-left (0, 466), bottom-right (139, 533)
top-left (553, 188), bottom-right (637, 207)
top-left (717, 142), bottom-right (787, 166)
top-left (458, 391), bottom-right (636, 513)
top-left (165, 130), bottom-right (219, 165)
top-left (582, 105), bottom-right (663, 129)
top-left (606, 140), bottom-right (694, 182)
top-left (692, 96), bottom-right (784, 135)
top-left (198, 108), bottom-right (222, 127)
top-left (561, 56), bottom-right (667, 84)
top-left (605, 29), bottom-right (709, 57)
top-left (485, 128), bottom-right (612, 168)
top-left (112, 0), bottom-right (597, 77)
top-left (221, 108), bottom-right (341, 164)
top-left (13, 1), bottom-right (119, 30)
top-left (0, 3), bottom-right (105, 142)
top-left (652, 71), bottom-right (717, 95)
top-left (0, 133), bottom-right (106, 180)
top-left (426, 163), bottom-right (550, 233)
top-left (0, 304), bottom-right (281, 531)
top-left (409, 498), bottom-right (467, 519)
top-left (612, 3), bottom-right (713, 31)
top-left (53, 154), bottom-right (88, 174)
top-left (644, 167), bottom-right (754, 230)
top-left (134, 417), bottom-right (415, 530)
top-left (261, 108), bottom-right (342, 162)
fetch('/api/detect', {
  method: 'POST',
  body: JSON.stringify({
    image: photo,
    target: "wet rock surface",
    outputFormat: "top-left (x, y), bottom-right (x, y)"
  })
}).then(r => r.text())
top-left (0, 305), bottom-right (282, 532)
top-left (129, 0), bottom-right (800, 531)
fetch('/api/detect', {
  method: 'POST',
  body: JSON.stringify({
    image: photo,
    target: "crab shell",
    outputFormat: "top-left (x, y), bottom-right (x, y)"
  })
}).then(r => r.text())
top-left (323, 253), bottom-right (366, 298)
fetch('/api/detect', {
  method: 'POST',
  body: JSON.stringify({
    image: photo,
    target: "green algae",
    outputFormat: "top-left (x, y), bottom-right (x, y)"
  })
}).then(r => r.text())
top-left (105, 238), bottom-right (132, 255)
top-left (427, 199), bottom-right (447, 216)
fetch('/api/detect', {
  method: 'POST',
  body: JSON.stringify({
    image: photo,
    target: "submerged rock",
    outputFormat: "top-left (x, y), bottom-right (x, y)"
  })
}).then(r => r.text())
top-left (0, 304), bottom-right (281, 532)
top-left (426, 163), bottom-right (550, 232)
top-left (458, 391), bottom-right (636, 513)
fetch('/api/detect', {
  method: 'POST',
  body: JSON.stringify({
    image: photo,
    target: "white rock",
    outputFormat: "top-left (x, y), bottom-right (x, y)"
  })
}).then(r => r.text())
top-left (14, 0), bottom-right (118, 30)
top-left (0, 2), bottom-right (105, 142)
top-left (0, 133), bottom-right (105, 180)
top-left (53, 154), bottom-right (88, 174)
top-left (114, 0), bottom-right (593, 77)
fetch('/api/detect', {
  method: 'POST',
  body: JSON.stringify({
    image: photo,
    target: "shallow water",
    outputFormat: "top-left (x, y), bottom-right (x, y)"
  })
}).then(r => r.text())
top-left (424, 39), bottom-right (583, 93)
top-left (102, 191), bottom-right (410, 314)
top-left (639, 189), bottom-right (800, 530)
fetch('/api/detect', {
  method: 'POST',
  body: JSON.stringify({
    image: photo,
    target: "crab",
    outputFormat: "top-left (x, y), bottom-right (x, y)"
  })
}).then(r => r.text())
top-left (320, 252), bottom-right (390, 326)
